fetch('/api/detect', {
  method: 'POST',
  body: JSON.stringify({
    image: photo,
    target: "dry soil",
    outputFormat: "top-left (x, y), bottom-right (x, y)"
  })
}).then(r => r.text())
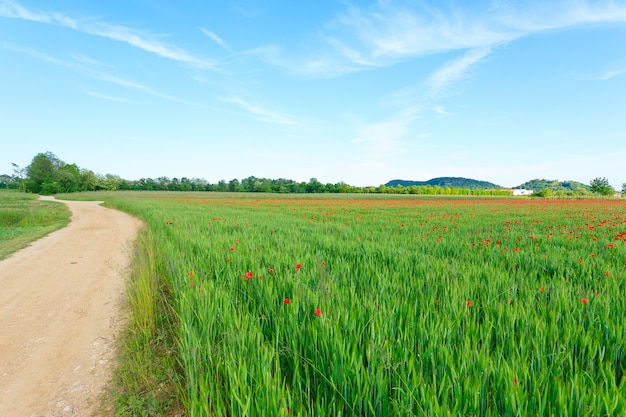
top-left (0, 197), bottom-right (142, 416)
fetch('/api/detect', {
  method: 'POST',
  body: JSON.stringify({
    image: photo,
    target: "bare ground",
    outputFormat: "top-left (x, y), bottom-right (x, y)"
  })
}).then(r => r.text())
top-left (0, 197), bottom-right (142, 416)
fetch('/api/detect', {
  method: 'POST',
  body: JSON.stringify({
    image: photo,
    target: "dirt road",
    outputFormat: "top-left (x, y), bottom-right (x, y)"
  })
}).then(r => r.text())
top-left (0, 197), bottom-right (142, 416)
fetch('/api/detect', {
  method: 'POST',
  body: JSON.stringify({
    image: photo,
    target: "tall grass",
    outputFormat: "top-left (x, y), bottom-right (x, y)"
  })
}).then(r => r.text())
top-left (64, 192), bottom-right (626, 416)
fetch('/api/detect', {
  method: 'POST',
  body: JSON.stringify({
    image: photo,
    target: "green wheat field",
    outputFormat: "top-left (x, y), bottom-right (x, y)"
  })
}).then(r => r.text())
top-left (59, 192), bottom-right (626, 416)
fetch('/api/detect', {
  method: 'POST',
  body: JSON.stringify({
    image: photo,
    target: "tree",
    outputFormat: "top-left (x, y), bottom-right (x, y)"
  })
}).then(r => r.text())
top-left (80, 169), bottom-right (100, 191)
top-left (306, 178), bottom-right (325, 193)
top-left (100, 174), bottom-right (124, 191)
top-left (25, 152), bottom-right (64, 194)
top-left (57, 163), bottom-right (82, 192)
top-left (589, 177), bottom-right (614, 196)
top-left (11, 163), bottom-right (26, 191)
top-left (532, 188), bottom-right (552, 198)
top-left (216, 180), bottom-right (228, 192)
top-left (621, 183), bottom-right (626, 195)
top-left (228, 179), bottom-right (242, 192)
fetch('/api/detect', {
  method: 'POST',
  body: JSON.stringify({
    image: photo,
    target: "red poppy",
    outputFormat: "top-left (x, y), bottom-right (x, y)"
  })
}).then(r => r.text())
top-left (321, 261), bottom-right (326, 266)
top-left (190, 281), bottom-right (195, 287)
top-left (580, 297), bottom-right (588, 304)
top-left (188, 271), bottom-right (194, 277)
top-left (230, 247), bottom-right (235, 251)
top-left (466, 300), bottom-right (472, 307)
top-left (284, 298), bottom-right (291, 304)
top-left (295, 263), bottom-right (302, 270)
top-left (269, 268), bottom-right (274, 273)
top-left (539, 287), bottom-right (544, 292)
top-left (604, 272), bottom-right (610, 277)
top-left (244, 271), bottom-right (253, 281)
top-left (313, 308), bottom-right (321, 316)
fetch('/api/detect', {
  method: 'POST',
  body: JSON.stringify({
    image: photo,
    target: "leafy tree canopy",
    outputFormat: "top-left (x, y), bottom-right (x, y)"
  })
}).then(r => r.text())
top-left (589, 177), bottom-right (615, 196)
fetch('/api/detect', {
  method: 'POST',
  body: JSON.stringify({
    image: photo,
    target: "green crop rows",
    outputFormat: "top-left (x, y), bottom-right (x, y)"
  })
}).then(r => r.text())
top-left (98, 193), bottom-right (626, 416)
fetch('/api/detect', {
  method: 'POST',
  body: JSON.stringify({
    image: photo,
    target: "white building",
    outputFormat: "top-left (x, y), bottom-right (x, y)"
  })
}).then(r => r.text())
top-left (512, 189), bottom-right (534, 196)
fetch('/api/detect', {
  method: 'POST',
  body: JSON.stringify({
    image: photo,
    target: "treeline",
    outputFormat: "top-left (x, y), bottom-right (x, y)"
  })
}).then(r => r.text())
top-left (3, 152), bottom-right (513, 196)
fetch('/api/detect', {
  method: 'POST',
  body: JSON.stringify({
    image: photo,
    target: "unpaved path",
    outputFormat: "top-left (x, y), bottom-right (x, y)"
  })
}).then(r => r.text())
top-left (0, 197), bottom-right (142, 416)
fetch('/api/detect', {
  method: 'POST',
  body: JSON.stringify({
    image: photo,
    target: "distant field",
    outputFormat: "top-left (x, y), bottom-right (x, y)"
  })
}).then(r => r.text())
top-left (0, 191), bottom-right (71, 260)
top-left (56, 192), bottom-right (626, 415)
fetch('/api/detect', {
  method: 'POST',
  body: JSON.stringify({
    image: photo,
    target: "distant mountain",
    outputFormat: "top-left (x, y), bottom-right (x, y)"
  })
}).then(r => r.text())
top-left (515, 179), bottom-right (590, 193)
top-left (386, 177), bottom-right (501, 190)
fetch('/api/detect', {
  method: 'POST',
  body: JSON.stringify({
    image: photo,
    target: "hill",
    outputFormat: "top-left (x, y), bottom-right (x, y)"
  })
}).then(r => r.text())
top-left (385, 177), bottom-right (501, 190)
top-left (515, 179), bottom-right (591, 193)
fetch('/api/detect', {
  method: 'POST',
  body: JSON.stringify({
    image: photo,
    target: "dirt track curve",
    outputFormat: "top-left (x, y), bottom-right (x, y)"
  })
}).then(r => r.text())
top-left (0, 197), bottom-right (142, 416)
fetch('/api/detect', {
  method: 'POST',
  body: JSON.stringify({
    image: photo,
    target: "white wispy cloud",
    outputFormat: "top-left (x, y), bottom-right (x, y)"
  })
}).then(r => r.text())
top-left (269, 0), bottom-right (626, 78)
top-left (426, 45), bottom-right (493, 98)
top-left (575, 66), bottom-right (626, 81)
top-left (221, 96), bottom-right (298, 125)
top-left (81, 89), bottom-right (138, 104)
top-left (0, 0), bottom-right (214, 68)
top-left (496, 0), bottom-right (626, 32)
top-left (245, 44), bottom-right (361, 78)
top-left (69, 53), bottom-right (104, 67)
top-left (0, 40), bottom-right (82, 69)
top-left (351, 105), bottom-right (422, 166)
top-left (0, 0), bottom-right (48, 22)
top-left (595, 67), bottom-right (626, 80)
top-left (331, 2), bottom-right (507, 62)
top-left (1, 39), bottom-right (212, 108)
top-left (200, 28), bottom-right (231, 52)
top-left (433, 106), bottom-right (451, 116)
top-left (91, 23), bottom-right (213, 67)
top-left (97, 73), bottom-right (204, 106)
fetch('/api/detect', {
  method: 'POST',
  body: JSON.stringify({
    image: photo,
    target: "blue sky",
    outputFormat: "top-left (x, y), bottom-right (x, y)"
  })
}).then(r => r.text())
top-left (1, 0), bottom-right (625, 188)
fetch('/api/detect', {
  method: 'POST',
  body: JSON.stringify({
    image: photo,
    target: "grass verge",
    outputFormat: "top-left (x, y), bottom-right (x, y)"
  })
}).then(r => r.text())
top-left (0, 190), bottom-right (71, 261)
top-left (107, 214), bottom-right (182, 416)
